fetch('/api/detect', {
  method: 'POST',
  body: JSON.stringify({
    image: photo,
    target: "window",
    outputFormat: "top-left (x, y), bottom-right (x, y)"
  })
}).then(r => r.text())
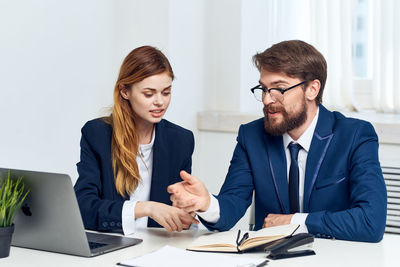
top-left (352, 0), bottom-right (371, 79)
top-left (352, 0), bottom-right (374, 110)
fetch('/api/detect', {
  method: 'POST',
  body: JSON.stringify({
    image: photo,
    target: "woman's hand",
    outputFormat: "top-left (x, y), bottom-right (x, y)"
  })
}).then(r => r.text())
top-left (135, 201), bottom-right (199, 232)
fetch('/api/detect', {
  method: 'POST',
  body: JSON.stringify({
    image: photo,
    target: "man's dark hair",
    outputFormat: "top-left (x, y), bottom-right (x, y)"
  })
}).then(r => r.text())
top-left (253, 40), bottom-right (327, 105)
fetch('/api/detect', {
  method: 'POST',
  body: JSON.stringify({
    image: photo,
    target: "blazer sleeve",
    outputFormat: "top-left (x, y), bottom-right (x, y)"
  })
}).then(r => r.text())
top-left (200, 125), bottom-right (254, 231)
top-left (306, 121), bottom-right (387, 242)
top-left (74, 123), bottom-right (124, 232)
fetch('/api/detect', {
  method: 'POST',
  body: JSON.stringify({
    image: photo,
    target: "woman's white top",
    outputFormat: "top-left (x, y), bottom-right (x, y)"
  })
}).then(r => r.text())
top-left (121, 130), bottom-right (155, 235)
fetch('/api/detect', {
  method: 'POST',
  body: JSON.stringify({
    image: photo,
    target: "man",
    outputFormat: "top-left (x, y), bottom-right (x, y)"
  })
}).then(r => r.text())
top-left (168, 40), bottom-right (387, 242)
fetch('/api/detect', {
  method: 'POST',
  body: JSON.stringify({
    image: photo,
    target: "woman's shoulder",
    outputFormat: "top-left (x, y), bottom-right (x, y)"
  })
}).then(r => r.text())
top-left (158, 119), bottom-right (193, 137)
top-left (81, 117), bottom-right (112, 137)
top-left (157, 119), bottom-right (194, 153)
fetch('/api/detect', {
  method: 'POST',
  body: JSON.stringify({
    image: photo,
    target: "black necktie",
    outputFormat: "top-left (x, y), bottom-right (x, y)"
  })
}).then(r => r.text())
top-left (288, 142), bottom-right (302, 214)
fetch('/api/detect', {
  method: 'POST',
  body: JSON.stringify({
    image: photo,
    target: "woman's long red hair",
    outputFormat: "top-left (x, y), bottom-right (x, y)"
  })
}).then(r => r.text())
top-left (106, 46), bottom-right (174, 197)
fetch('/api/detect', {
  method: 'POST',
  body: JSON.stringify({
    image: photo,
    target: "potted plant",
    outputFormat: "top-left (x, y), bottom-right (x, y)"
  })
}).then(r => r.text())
top-left (0, 171), bottom-right (29, 258)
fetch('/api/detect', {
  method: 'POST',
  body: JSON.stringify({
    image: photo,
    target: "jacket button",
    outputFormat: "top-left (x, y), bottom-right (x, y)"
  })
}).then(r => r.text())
top-left (117, 222), bottom-right (122, 227)
top-left (102, 222), bottom-right (108, 227)
top-left (110, 222), bottom-right (115, 227)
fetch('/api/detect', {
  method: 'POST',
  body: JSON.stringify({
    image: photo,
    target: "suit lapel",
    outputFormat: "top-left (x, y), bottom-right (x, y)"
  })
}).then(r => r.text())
top-left (150, 120), bottom-right (169, 202)
top-left (264, 133), bottom-right (289, 214)
top-left (148, 121), bottom-right (169, 227)
top-left (303, 106), bottom-right (334, 211)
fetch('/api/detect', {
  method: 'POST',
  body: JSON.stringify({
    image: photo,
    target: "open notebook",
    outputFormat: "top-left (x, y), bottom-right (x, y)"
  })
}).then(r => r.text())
top-left (187, 224), bottom-right (299, 253)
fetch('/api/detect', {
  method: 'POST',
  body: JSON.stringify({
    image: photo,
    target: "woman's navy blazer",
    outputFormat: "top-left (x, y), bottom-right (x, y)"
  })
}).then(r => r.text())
top-left (74, 118), bottom-right (194, 231)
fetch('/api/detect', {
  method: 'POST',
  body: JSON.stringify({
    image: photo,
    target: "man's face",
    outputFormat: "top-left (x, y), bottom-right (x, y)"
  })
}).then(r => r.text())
top-left (260, 70), bottom-right (308, 136)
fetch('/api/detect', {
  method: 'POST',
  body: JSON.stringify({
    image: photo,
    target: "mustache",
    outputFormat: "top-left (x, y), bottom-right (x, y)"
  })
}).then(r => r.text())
top-left (263, 104), bottom-right (284, 114)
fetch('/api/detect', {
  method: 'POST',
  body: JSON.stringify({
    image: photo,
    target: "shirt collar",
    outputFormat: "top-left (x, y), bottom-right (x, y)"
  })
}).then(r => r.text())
top-left (283, 107), bottom-right (319, 152)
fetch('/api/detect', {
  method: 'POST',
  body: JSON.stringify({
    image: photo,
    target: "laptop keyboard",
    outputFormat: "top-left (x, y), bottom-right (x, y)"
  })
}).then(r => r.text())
top-left (88, 241), bottom-right (108, 250)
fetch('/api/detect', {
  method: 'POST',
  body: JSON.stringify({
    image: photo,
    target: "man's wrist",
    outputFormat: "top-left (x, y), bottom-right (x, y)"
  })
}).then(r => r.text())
top-left (199, 193), bottom-right (211, 212)
top-left (291, 213), bottom-right (309, 233)
top-left (196, 194), bottom-right (220, 223)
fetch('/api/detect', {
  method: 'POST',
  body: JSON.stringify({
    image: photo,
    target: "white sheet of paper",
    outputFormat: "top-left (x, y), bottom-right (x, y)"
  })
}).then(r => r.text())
top-left (118, 245), bottom-right (267, 267)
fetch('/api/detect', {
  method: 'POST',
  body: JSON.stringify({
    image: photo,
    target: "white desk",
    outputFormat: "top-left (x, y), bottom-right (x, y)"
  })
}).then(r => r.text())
top-left (2, 229), bottom-right (399, 267)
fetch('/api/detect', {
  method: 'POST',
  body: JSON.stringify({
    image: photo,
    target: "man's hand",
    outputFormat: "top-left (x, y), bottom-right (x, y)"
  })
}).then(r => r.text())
top-left (167, 171), bottom-right (210, 213)
top-left (263, 214), bottom-right (293, 228)
top-left (136, 201), bottom-right (199, 232)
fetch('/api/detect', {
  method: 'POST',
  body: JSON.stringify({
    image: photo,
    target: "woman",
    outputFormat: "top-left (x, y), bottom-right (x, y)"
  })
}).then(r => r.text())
top-left (74, 46), bottom-right (198, 234)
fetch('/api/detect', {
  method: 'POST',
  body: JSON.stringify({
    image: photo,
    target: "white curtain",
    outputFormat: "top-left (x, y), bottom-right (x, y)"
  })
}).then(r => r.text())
top-left (309, 0), bottom-right (356, 111)
top-left (310, 0), bottom-right (400, 113)
top-left (261, 0), bottom-right (357, 111)
top-left (255, 0), bottom-right (400, 113)
top-left (372, 0), bottom-right (400, 113)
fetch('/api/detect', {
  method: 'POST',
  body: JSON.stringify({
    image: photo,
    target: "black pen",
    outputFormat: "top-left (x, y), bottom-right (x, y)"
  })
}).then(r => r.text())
top-left (116, 263), bottom-right (138, 267)
top-left (236, 229), bottom-right (242, 247)
top-left (236, 230), bottom-right (250, 247)
top-left (236, 259), bottom-right (269, 267)
top-left (239, 232), bottom-right (249, 246)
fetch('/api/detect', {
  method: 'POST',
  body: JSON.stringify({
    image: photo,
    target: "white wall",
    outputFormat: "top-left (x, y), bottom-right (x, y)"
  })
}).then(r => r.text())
top-left (0, 0), bottom-right (206, 184)
top-left (0, 0), bottom-right (115, 181)
top-left (0, 0), bottom-right (252, 228)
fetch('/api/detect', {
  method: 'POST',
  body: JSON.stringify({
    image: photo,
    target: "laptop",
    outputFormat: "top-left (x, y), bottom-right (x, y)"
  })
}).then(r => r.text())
top-left (0, 167), bottom-right (142, 257)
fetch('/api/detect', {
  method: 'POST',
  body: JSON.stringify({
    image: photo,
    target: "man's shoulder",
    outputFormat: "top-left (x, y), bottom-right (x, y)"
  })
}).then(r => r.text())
top-left (331, 110), bottom-right (374, 130)
top-left (318, 105), bottom-right (375, 135)
top-left (315, 108), bottom-right (377, 146)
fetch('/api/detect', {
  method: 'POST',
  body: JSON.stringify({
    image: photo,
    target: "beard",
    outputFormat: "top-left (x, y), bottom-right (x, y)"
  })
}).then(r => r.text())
top-left (263, 97), bottom-right (308, 136)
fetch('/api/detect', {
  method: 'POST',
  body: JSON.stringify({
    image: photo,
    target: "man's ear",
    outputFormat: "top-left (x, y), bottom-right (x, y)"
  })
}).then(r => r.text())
top-left (305, 80), bottom-right (320, 101)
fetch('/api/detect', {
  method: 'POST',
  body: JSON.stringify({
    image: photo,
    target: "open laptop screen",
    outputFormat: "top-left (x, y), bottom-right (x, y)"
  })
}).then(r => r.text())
top-left (0, 167), bottom-right (142, 257)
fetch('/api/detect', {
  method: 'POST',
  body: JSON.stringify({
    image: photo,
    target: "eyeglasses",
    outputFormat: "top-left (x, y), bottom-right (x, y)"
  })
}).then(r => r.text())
top-left (250, 81), bottom-right (307, 102)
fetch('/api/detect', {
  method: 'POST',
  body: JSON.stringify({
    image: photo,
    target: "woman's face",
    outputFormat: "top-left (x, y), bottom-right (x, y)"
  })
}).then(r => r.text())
top-left (121, 72), bottom-right (172, 127)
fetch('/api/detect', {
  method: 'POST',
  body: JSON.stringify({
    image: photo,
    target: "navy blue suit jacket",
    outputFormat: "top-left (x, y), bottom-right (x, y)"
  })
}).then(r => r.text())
top-left (202, 105), bottom-right (387, 242)
top-left (74, 118), bottom-right (194, 231)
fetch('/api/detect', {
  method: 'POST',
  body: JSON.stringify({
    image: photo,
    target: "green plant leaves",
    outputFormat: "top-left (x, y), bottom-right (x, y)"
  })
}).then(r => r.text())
top-left (0, 171), bottom-right (30, 227)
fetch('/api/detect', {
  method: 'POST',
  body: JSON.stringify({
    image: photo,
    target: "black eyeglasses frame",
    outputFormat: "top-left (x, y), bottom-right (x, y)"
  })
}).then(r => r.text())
top-left (250, 81), bottom-right (307, 101)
